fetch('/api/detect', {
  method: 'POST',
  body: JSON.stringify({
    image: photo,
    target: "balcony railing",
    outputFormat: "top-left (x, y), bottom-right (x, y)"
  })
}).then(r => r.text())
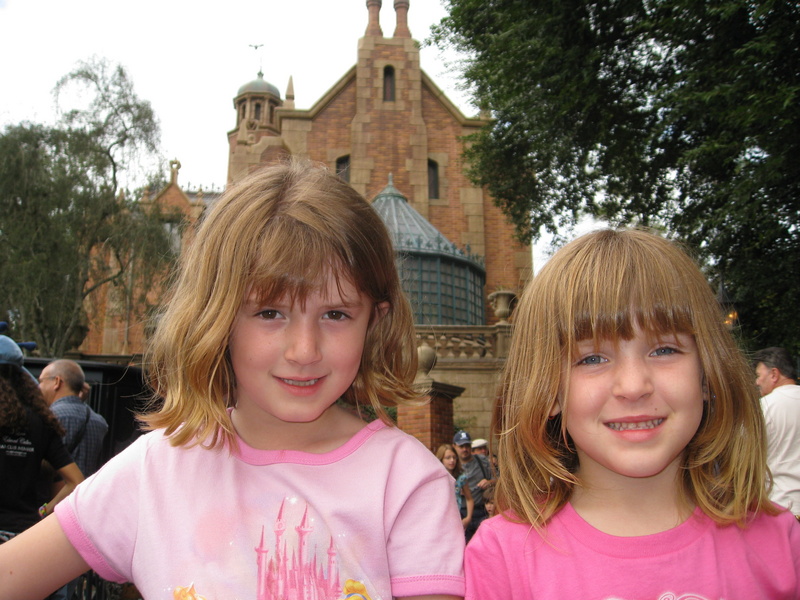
top-left (415, 323), bottom-right (512, 361)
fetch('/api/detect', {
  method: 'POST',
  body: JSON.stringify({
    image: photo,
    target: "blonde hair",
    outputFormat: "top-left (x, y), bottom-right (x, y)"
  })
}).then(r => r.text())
top-left (496, 228), bottom-right (776, 528)
top-left (142, 159), bottom-right (419, 448)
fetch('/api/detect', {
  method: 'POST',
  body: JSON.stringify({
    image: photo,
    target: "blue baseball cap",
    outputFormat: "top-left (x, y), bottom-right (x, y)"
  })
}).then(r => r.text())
top-left (0, 335), bottom-right (37, 383)
top-left (453, 430), bottom-right (472, 446)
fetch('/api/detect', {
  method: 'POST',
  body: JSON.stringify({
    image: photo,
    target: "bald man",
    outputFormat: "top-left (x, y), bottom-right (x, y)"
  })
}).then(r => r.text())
top-left (39, 360), bottom-right (108, 477)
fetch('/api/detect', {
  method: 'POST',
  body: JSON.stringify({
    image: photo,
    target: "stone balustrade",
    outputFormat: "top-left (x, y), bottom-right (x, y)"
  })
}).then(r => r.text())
top-left (415, 323), bottom-right (513, 361)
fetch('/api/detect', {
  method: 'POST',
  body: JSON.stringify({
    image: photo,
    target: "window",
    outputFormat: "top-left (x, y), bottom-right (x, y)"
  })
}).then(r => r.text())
top-left (383, 66), bottom-right (395, 101)
top-left (428, 159), bottom-right (439, 199)
top-left (336, 155), bottom-right (350, 183)
top-left (254, 102), bottom-right (262, 121)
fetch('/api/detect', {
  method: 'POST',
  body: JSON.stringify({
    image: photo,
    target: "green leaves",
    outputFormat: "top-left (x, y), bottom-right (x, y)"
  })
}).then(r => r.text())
top-left (0, 60), bottom-right (175, 357)
top-left (433, 0), bottom-right (800, 353)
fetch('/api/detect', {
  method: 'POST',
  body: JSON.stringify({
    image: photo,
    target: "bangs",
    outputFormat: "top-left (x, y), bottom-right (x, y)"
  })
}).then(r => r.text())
top-left (556, 230), bottom-right (698, 349)
top-left (246, 215), bottom-right (362, 308)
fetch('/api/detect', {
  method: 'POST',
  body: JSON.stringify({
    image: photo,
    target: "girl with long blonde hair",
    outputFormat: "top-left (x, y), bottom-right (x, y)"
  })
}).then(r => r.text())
top-left (466, 228), bottom-right (799, 599)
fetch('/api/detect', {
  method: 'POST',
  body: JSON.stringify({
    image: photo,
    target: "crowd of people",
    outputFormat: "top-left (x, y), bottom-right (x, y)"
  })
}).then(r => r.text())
top-left (0, 159), bottom-right (798, 599)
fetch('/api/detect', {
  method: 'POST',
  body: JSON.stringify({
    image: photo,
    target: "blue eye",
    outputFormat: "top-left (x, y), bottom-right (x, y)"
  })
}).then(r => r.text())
top-left (652, 346), bottom-right (678, 356)
top-left (578, 354), bottom-right (604, 366)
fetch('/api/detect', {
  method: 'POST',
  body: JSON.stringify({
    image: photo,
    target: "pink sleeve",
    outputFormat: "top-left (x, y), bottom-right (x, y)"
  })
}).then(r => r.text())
top-left (54, 434), bottom-right (149, 583)
top-left (382, 440), bottom-right (466, 598)
top-left (465, 518), bottom-right (516, 600)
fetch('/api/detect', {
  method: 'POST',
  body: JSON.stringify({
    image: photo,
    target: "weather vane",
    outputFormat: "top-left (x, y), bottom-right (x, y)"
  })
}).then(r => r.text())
top-left (249, 43), bottom-right (264, 74)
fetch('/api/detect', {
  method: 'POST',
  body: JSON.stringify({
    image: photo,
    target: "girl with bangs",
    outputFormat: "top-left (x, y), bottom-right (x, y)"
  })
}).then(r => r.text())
top-left (466, 229), bottom-right (800, 599)
top-left (0, 160), bottom-right (465, 600)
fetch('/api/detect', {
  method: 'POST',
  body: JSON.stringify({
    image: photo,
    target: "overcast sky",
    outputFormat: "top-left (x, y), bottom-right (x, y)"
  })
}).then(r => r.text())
top-left (0, 0), bottom-right (473, 191)
top-left (0, 0), bottom-right (600, 271)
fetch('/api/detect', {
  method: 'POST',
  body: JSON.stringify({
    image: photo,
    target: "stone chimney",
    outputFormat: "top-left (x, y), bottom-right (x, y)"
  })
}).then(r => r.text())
top-left (365, 0), bottom-right (383, 36)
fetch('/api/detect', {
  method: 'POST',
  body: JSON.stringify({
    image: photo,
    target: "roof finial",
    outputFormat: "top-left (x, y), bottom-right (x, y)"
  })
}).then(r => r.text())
top-left (365, 0), bottom-right (383, 36)
top-left (169, 159), bottom-right (181, 185)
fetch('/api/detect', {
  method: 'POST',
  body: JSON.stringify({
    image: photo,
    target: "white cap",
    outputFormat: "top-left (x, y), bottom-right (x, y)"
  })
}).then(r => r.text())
top-left (471, 438), bottom-right (488, 449)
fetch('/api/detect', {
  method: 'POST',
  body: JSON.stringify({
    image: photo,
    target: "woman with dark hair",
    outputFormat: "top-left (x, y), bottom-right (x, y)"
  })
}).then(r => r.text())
top-left (0, 336), bottom-right (83, 542)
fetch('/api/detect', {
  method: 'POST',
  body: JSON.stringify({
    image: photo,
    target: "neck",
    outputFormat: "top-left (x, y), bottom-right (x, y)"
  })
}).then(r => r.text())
top-left (230, 404), bottom-right (365, 453)
top-left (774, 376), bottom-right (797, 389)
top-left (571, 465), bottom-right (692, 536)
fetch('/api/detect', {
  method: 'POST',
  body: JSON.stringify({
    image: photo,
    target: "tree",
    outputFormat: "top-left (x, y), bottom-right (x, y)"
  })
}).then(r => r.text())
top-left (0, 58), bottom-right (179, 357)
top-left (431, 0), bottom-right (800, 353)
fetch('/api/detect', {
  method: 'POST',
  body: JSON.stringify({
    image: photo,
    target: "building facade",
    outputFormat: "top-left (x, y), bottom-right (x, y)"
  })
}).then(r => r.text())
top-left (80, 1), bottom-right (531, 447)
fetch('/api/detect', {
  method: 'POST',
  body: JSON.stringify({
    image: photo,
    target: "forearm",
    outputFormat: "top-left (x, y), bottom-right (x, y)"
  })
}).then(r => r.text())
top-left (0, 516), bottom-right (90, 600)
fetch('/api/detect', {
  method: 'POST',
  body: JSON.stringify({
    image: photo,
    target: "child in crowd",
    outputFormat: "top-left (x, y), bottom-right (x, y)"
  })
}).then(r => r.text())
top-left (466, 229), bottom-right (800, 599)
top-left (482, 488), bottom-right (496, 519)
top-left (436, 443), bottom-right (474, 530)
top-left (0, 160), bottom-right (465, 600)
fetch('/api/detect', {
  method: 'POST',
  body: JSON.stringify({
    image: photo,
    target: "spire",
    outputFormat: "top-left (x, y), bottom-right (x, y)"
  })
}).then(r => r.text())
top-left (284, 76), bottom-right (295, 110)
top-left (394, 0), bottom-right (410, 37)
top-left (365, 0), bottom-right (383, 36)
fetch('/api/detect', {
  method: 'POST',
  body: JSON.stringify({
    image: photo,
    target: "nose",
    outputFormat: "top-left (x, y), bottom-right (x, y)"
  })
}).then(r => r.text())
top-left (611, 355), bottom-right (654, 401)
top-left (284, 320), bottom-right (322, 365)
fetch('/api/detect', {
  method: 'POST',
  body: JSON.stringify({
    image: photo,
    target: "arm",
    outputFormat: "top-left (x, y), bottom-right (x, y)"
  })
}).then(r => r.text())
top-left (41, 462), bottom-right (84, 517)
top-left (0, 514), bottom-right (90, 600)
top-left (462, 483), bottom-right (474, 529)
top-left (476, 456), bottom-right (496, 490)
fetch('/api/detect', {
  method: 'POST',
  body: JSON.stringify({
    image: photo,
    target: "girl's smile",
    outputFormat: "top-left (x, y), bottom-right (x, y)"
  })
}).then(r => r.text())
top-left (556, 327), bottom-right (705, 487)
top-left (227, 274), bottom-right (379, 450)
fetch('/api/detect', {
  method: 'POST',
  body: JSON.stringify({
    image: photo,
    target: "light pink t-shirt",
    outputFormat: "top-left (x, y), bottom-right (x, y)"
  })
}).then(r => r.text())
top-left (466, 503), bottom-right (800, 600)
top-left (56, 420), bottom-right (465, 600)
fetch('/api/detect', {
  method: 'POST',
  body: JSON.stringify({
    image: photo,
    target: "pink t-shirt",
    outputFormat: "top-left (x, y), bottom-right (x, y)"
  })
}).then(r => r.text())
top-left (56, 420), bottom-right (465, 600)
top-left (466, 502), bottom-right (800, 600)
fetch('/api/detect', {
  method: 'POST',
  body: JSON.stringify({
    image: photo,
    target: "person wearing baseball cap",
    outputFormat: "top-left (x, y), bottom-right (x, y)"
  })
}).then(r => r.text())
top-left (471, 438), bottom-right (489, 456)
top-left (453, 430), bottom-right (496, 540)
top-left (0, 335), bottom-right (37, 383)
top-left (0, 335), bottom-right (84, 544)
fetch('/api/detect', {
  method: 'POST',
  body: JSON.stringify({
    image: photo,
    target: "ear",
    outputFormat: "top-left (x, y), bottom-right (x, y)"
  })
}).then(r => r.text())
top-left (373, 301), bottom-right (390, 322)
top-left (549, 401), bottom-right (562, 418)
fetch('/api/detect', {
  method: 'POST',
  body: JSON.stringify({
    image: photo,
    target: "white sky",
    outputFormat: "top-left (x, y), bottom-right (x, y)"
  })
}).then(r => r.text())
top-left (0, 0), bottom-right (473, 192)
top-left (0, 0), bottom-right (596, 271)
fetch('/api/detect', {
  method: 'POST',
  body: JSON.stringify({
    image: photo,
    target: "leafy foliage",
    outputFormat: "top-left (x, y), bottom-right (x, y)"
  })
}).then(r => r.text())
top-left (431, 0), bottom-right (800, 353)
top-left (0, 59), bottom-right (178, 356)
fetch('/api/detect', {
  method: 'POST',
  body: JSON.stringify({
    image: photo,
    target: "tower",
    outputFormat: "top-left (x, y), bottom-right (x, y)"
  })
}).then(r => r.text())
top-left (227, 0), bottom-right (531, 320)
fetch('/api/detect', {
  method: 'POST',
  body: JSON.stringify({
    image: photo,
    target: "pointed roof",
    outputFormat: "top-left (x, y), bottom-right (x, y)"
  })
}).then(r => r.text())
top-left (371, 175), bottom-right (484, 269)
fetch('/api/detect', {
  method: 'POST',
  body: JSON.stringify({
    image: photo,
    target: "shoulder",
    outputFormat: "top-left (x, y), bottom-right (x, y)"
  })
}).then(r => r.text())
top-left (363, 423), bottom-right (446, 472)
top-left (762, 386), bottom-right (800, 417)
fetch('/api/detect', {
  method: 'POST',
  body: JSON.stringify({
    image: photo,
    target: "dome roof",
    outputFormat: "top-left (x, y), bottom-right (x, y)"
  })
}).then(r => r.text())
top-left (371, 175), bottom-right (483, 269)
top-left (237, 71), bottom-right (280, 98)
top-left (372, 175), bottom-right (486, 326)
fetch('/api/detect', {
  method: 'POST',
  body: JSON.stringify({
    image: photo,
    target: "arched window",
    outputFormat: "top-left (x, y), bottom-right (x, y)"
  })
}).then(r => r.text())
top-left (336, 155), bottom-right (351, 183)
top-left (383, 66), bottom-right (395, 102)
top-left (254, 102), bottom-right (262, 121)
top-left (428, 159), bottom-right (440, 199)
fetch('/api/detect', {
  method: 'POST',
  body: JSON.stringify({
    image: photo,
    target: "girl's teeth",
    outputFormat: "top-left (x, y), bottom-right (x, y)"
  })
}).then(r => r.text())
top-left (606, 418), bottom-right (664, 431)
top-left (281, 378), bottom-right (319, 387)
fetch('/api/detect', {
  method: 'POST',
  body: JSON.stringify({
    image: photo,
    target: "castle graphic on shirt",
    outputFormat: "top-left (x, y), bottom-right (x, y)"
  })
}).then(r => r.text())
top-left (173, 497), bottom-right (373, 600)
